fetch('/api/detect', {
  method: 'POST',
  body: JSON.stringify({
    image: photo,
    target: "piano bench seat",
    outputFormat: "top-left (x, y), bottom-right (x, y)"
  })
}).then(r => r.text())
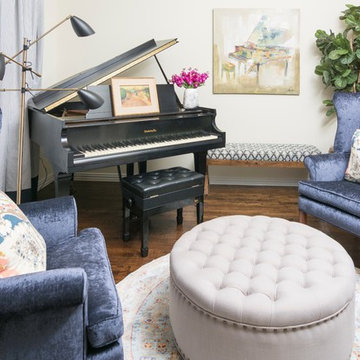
top-left (121, 167), bottom-right (205, 257)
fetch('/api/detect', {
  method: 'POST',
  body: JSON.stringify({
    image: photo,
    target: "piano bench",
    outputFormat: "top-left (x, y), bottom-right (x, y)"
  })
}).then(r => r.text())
top-left (121, 167), bottom-right (205, 257)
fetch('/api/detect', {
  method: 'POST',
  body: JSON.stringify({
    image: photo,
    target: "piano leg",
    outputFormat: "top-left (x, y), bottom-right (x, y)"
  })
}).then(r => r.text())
top-left (55, 173), bottom-right (72, 197)
top-left (194, 151), bottom-right (206, 222)
top-left (138, 161), bottom-right (147, 174)
top-left (126, 163), bottom-right (134, 176)
top-left (194, 151), bottom-right (207, 174)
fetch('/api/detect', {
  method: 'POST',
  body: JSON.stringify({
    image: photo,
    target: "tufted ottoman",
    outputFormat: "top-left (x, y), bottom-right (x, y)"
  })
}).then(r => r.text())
top-left (170, 215), bottom-right (356, 360)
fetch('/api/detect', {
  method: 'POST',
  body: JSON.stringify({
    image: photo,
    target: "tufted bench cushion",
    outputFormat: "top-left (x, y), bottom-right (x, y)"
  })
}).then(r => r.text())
top-left (207, 143), bottom-right (321, 162)
top-left (169, 215), bottom-right (355, 360)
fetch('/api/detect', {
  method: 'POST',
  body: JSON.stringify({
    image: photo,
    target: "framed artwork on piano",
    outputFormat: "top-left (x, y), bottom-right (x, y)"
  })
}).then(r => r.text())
top-left (213, 8), bottom-right (300, 95)
top-left (110, 77), bottom-right (160, 116)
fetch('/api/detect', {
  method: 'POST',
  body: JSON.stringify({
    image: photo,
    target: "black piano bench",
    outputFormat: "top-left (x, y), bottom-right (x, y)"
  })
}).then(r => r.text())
top-left (121, 167), bottom-right (205, 257)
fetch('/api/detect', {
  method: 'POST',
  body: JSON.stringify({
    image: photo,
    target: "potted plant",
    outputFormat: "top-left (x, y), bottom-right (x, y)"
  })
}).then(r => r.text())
top-left (315, 4), bottom-right (360, 116)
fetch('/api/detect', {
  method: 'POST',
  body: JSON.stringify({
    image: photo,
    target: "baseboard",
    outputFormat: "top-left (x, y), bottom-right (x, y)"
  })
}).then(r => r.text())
top-left (38, 170), bottom-right (302, 188)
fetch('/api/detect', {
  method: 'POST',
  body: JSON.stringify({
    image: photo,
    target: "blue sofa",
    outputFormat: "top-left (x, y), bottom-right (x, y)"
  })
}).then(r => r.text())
top-left (298, 92), bottom-right (360, 236)
top-left (0, 196), bottom-right (123, 360)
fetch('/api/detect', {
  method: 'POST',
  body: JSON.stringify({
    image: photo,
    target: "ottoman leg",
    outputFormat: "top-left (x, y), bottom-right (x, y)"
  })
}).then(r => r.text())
top-left (141, 214), bottom-right (149, 257)
top-left (123, 201), bottom-right (131, 242)
top-left (196, 196), bottom-right (204, 224)
top-left (177, 208), bottom-right (183, 225)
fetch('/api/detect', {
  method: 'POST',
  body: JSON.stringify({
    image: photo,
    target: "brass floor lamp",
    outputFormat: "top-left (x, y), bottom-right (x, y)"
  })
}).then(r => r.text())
top-left (0, 15), bottom-right (103, 204)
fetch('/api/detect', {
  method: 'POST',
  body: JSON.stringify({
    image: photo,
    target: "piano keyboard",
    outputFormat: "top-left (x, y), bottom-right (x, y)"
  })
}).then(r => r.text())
top-left (77, 133), bottom-right (219, 158)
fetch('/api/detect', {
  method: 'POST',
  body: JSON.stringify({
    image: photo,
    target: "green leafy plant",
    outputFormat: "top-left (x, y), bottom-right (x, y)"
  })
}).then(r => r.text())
top-left (315, 4), bottom-right (360, 116)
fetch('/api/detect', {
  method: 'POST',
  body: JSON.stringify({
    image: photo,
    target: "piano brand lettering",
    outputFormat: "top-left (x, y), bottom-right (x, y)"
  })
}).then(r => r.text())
top-left (144, 129), bottom-right (157, 133)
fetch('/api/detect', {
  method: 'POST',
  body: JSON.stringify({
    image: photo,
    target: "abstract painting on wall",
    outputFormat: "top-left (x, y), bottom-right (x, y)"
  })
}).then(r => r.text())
top-left (213, 8), bottom-right (300, 95)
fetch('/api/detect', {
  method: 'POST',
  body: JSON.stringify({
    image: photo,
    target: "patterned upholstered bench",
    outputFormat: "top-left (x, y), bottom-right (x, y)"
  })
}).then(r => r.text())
top-left (206, 143), bottom-right (321, 188)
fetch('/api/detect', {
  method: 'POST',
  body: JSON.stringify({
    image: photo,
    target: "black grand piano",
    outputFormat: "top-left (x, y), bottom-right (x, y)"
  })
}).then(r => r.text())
top-left (29, 39), bottom-right (225, 196)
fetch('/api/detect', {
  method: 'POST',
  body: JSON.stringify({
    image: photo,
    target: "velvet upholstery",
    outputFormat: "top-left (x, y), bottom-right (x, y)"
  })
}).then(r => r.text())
top-left (299, 92), bottom-right (360, 237)
top-left (0, 196), bottom-right (123, 360)
top-left (333, 92), bottom-right (360, 152)
top-left (47, 228), bottom-right (123, 348)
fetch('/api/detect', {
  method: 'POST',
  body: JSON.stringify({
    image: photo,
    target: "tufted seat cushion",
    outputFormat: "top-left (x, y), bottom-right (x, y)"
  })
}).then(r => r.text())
top-left (121, 167), bottom-right (204, 198)
top-left (170, 215), bottom-right (355, 360)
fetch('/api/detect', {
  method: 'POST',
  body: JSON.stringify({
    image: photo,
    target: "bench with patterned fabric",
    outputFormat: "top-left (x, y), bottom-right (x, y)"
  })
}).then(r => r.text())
top-left (207, 143), bottom-right (321, 167)
top-left (206, 143), bottom-right (321, 189)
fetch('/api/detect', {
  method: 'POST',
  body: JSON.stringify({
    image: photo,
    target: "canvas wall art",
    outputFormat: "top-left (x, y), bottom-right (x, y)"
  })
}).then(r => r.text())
top-left (213, 8), bottom-right (300, 95)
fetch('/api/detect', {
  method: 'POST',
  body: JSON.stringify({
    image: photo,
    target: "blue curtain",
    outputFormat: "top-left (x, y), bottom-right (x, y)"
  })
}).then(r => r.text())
top-left (0, 0), bottom-right (43, 200)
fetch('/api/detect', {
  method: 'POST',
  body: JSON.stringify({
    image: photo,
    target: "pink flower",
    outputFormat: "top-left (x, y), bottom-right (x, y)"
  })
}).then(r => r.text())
top-left (170, 68), bottom-right (209, 89)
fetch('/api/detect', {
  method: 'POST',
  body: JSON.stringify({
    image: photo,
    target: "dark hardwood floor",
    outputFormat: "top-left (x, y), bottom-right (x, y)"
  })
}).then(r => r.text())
top-left (38, 181), bottom-right (360, 282)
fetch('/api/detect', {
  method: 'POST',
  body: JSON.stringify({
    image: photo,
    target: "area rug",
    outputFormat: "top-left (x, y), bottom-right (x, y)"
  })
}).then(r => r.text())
top-left (117, 255), bottom-right (360, 360)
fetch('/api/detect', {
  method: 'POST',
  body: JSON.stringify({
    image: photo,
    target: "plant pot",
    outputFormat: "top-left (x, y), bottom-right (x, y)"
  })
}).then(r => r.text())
top-left (183, 88), bottom-right (199, 109)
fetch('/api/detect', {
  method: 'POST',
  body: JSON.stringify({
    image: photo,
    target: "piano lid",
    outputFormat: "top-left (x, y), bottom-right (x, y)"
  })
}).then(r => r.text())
top-left (32, 38), bottom-right (178, 112)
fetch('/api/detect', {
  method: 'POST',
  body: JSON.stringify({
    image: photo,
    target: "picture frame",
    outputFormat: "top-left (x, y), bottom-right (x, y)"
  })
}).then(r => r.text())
top-left (110, 77), bottom-right (160, 116)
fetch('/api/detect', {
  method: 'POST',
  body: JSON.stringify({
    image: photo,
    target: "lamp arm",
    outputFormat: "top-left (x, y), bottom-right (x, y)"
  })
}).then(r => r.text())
top-left (1, 52), bottom-right (41, 78)
top-left (5, 15), bottom-right (72, 65)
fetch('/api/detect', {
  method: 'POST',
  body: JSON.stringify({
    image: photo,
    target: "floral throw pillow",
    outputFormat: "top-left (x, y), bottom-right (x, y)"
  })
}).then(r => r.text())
top-left (345, 129), bottom-right (360, 183)
top-left (0, 191), bottom-right (46, 278)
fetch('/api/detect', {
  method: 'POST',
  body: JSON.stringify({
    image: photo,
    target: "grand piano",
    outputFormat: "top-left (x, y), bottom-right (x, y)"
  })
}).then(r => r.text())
top-left (28, 39), bottom-right (225, 196)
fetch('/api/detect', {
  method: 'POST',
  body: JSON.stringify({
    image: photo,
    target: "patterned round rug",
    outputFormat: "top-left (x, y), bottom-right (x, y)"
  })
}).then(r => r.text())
top-left (117, 255), bottom-right (360, 360)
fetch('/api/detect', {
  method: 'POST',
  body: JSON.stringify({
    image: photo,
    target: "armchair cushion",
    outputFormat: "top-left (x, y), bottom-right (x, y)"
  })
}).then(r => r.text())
top-left (47, 227), bottom-right (123, 349)
top-left (0, 191), bottom-right (46, 278)
top-left (299, 180), bottom-right (360, 217)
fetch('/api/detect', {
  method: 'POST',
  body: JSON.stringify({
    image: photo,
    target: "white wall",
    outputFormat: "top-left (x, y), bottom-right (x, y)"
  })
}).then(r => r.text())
top-left (41, 0), bottom-right (346, 186)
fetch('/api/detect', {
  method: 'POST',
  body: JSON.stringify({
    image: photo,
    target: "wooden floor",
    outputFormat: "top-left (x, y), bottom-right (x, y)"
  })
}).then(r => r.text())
top-left (39, 181), bottom-right (360, 282)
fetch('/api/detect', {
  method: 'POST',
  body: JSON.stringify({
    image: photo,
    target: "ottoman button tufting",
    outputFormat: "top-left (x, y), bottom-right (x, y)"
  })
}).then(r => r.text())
top-left (169, 215), bottom-right (356, 360)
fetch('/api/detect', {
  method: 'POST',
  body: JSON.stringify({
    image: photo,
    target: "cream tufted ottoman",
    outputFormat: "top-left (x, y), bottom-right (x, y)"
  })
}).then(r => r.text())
top-left (169, 215), bottom-right (356, 360)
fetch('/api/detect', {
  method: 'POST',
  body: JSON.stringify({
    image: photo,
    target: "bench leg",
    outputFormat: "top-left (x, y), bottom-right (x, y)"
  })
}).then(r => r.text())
top-left (123, 201), bottom-right (131, 242)
top-left (197, 196), bottom-right (204, 224)
top-left (141, 214), bottom-right (149, 257)
top-left (177, 208), bottom-right (183, 225)
top-left (299, 210), bottom-right (307, 224)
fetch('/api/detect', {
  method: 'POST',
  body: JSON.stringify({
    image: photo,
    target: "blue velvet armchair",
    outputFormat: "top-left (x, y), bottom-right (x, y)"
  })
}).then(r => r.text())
top-left (0, 196), bottom-right (124, 360)
top-left (298, 92), bottom-right (360, 236)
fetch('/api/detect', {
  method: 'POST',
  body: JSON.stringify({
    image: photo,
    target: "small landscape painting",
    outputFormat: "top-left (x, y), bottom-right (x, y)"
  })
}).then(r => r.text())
top-left (120, 85), bottom-right (152, 107)
top-left (111, 77), bottom-right (159, 116)
top-left (213, 8), bottom-right (300, 95)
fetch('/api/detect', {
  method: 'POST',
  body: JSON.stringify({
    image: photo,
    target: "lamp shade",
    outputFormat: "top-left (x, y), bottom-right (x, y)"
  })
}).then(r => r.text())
top-left (0, 54), bottom-right (5, 81)
top-left (70, 16), bottom-right (95, 37)
top-left (77, 89), bottom-right (104, 109)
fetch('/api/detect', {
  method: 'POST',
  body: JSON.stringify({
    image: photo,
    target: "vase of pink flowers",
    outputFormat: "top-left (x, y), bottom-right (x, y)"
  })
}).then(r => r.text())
top-left (171, 68), bottom-right (209, 109)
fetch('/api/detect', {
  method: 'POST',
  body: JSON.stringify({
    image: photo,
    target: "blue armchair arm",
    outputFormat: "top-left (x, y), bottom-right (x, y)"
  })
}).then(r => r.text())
top-left (0, 269), bottom-right (88, 360)
top-left (20, 196), bottom-right (78, 244)
top-left (0, 268), bottom-right (87, 316)
top-left (304, 153), bottom-right (350, 181)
